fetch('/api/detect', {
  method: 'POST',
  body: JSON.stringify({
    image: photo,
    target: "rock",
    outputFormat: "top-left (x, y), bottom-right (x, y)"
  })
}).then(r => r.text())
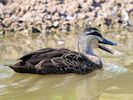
top-left (0, 0), bottom-right (7, 5)
top-left (2, 18), bottom-right (12, 27)
top-left (0, 3), bottom-right (4, 15)
top-left (46, 14), bottom-right (52, 20)
top-left (17, 18), bottom-right (24, 23)
top-left (0, 30), bottom-right (5, 34)
top-left (66, 15), bottom-right (75, 21)
top-left (29, 0), bottom-right (36, 6)
top-left (104, 17), bottom-right (112, 26)
top-left (32, 26), bottom-right (41, 33)
top-left (53, 20), bottom-right (59, 28)
top-left (121, 10), bottom-right (129, 22)
top-left (57, 0), bottom-right (65, 4)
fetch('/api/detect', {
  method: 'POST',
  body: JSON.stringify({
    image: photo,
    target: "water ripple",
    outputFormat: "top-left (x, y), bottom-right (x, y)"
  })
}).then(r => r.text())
top-left (0, 65), bottom-right (14, 79)
top-left (96, 63), bottom-right (128, 80)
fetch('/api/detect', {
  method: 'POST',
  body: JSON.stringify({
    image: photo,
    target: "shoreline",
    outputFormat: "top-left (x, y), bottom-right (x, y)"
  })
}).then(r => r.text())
top-left (0, 0), bottom-right (133, 34)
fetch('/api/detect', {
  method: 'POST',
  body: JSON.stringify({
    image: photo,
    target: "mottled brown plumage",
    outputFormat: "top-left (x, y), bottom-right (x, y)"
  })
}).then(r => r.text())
top-left (10, 48), bottom-right (101, 74)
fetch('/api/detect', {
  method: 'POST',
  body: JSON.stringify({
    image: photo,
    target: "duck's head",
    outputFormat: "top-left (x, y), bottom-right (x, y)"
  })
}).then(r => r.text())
top-left (78, 27), bottom-right (117, 55)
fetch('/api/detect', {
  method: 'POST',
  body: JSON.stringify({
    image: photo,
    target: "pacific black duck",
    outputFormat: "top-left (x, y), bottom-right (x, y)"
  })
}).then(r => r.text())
top-left (9, 27), bottom-right (117, 74)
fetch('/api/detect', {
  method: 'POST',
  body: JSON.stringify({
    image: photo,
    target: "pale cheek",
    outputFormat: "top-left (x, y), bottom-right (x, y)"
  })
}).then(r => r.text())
top-left (93, 43), bottom-right (98, 48)
top-left (91, 40), bottom-right (99, 49)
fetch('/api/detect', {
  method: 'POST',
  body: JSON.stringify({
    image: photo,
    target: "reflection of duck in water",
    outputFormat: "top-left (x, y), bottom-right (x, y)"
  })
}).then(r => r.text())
top-left (9, 27), bottom-right (117, 74)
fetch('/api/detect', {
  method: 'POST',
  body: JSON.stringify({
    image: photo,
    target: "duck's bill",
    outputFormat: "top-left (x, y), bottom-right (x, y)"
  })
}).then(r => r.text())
top-left (98, 38), bottom-right (117, 54)
top-left (98, 45), bottom-right (113, 54)
top-left (100, 38), bottom-right (117, 45)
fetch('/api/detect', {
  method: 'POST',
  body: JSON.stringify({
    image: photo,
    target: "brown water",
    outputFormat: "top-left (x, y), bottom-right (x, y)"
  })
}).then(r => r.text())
top-left (0, 31), bottom-right (133, 100)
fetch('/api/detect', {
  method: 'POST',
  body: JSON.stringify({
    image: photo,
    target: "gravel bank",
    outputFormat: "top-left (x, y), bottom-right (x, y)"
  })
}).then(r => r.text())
top-left (0, 0), bottom-right (133, 34)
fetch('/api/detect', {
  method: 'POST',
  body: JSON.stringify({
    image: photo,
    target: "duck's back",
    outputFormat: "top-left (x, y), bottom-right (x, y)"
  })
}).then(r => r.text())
top-left (9, 48), bottom-right (101, 74)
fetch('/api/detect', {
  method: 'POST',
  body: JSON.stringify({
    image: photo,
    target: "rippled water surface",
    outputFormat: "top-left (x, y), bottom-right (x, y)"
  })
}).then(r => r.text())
top-left (0, 31), bottom-right (133, 100)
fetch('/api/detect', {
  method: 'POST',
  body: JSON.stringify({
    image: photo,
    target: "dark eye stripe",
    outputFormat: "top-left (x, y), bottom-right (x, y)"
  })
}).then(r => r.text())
top-left (85, 31), bottom-right (102, 38)
top-left (90, 32), bottom-right (102, 37)
top-left (83, 27), bottom-right (103, 38)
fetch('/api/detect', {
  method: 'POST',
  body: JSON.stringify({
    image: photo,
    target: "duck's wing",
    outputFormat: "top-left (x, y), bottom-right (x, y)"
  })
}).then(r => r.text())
top-left (10, 48), bottom-right (98, 74)
top-left (35, 48), bottom-right (93, 74)
top-left (18, 48), bottom-right (55, 62)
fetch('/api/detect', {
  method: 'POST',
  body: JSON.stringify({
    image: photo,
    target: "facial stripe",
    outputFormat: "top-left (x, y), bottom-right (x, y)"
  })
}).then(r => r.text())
top-left (85, 30), bottom-right (100, 35)
top-left (85, 30), bottom-right (102, 37)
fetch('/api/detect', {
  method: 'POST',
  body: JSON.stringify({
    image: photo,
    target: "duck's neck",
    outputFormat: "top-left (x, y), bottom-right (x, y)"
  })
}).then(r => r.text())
top-left (79, 44), bottom-right (95, 56)
top-left (78, 36), bottom-right (95, 56)
top-left (78, 36), bottom-right (102, 65)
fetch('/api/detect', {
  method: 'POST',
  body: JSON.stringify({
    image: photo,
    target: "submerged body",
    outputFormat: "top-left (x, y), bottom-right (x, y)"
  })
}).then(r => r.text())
top-left (9, 27), bottom-right (117, 74)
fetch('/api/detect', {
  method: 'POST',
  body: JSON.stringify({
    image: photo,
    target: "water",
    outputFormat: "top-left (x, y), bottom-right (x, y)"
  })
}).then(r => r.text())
top-left (0, 31), bottom-right (133, 100)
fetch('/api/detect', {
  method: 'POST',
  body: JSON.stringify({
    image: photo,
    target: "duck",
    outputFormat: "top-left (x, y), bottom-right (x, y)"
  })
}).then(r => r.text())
top-left (9, 27), bottom-right (117, 74)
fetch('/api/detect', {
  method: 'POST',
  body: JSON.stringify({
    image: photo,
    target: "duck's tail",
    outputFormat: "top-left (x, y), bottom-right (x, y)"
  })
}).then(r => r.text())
top-left (8, 62), bottom-right (37, 74)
